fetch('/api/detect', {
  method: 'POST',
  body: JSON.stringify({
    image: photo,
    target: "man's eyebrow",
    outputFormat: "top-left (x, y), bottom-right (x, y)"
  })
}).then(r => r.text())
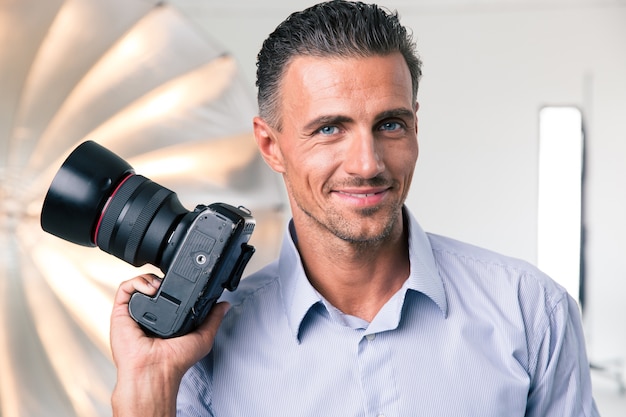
top-left (376, 108), bottom-right (415, 121)
top-left (303, 115), bottom-right (353, 132)
top-left (303, 108), bottom-right (415, 132)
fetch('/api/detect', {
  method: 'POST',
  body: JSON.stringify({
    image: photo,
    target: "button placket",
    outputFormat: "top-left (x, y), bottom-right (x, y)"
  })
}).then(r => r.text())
top-left (357, 332), bottom-right (398, 417)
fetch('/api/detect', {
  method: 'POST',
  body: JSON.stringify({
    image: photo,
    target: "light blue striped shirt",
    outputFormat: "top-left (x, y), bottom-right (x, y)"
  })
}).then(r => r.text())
top-left (177, 208), bottom-right (599, 417)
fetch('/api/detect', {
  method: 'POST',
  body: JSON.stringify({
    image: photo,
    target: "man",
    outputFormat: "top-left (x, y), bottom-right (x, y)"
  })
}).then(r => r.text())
top-left (110, 1), bottom-right (600, 416)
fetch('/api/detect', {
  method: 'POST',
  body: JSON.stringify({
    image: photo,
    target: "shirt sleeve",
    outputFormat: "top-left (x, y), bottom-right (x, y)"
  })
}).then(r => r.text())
top-left (176, 356), bottom-right (215, 417)
top-left (525, 291), bottom-right (600, 417)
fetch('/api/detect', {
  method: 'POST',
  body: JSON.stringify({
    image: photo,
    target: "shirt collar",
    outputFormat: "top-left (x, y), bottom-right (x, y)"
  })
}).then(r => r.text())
top-left (278, 207), bottom-right (448, 341)
top-left (278, 221), bottom-right (323, 340)
top-left (404, 208), bottom-right (448, 317)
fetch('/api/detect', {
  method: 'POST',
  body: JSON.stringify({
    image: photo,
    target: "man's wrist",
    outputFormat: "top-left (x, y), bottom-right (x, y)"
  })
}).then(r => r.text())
top-left (112, 366), bottom-right (181, 417)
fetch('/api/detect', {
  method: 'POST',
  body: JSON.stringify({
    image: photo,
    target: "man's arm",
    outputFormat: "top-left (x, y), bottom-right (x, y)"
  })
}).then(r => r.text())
top-left (525, 293), bottom-right (600, 417)
top-left (110, 274), bottom-right (228, 417)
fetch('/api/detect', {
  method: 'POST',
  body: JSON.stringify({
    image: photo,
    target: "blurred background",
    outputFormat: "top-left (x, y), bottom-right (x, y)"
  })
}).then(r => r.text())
top-left (0, 0), bottom-right (624, 415)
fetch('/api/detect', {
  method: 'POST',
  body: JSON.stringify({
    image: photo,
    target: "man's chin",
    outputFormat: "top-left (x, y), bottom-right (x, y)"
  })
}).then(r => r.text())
top-left (336, 219), bottom-right (398, 246)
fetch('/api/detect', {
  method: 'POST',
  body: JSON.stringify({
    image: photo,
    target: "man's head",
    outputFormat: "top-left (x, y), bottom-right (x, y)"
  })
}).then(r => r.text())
top-left (256, 0), bottom-right (422, 130)
top-left (253, 1), bottom-right (420, 247)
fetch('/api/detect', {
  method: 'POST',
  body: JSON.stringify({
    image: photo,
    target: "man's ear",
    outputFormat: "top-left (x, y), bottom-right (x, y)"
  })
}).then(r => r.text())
top-left (253, 116), bottom-right (286, 174)
top-left (414, 101), bottom-right (420, 134)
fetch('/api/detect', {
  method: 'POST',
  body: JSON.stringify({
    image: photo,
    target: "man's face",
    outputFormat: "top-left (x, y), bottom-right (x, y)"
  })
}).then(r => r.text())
top-left (255, 52), bottom-right (418, 245)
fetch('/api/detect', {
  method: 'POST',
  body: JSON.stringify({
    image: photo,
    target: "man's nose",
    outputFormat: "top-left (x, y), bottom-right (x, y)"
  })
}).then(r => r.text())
top-left (343, 131), bottom-right (385, 179)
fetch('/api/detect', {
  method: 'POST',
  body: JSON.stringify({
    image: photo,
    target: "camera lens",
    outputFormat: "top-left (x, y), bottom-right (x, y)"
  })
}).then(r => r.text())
top-left (41, 140), bottom-right (188, 268)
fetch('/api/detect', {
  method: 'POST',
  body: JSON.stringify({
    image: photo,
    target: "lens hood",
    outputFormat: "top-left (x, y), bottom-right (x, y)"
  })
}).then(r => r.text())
top-left (41, 141), bottom-right (134, 247)
top-left (40, 140), bottom-right (257, 337)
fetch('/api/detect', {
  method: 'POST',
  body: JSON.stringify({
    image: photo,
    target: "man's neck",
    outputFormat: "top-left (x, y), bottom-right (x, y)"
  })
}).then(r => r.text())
top-left (293, 217), bottom-right (411, 322)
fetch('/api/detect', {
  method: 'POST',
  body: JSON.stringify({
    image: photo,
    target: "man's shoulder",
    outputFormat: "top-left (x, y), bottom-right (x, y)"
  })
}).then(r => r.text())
top-left (426, 233), bottom-right (534, 270)
top-left (425, 232), bottom-right (567, 300)
top-left (218, 260), bottom-right (281, 307)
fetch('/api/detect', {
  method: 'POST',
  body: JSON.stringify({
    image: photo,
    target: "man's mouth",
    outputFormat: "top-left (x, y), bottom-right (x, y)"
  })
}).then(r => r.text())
top-left (338, 191), bottom-right (383, 198)
top-left (333, 187), bottom-right (391, 206)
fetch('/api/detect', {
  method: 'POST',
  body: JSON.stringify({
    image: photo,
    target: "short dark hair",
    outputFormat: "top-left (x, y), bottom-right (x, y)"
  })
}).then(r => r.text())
top-left (256, 0), bottom-right (422, 129)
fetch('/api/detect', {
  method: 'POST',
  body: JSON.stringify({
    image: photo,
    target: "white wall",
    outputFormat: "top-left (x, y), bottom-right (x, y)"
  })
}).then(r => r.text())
top-left (171, 0), bottom-right (626, 364)
top-left (403, 5), bottom-right (626, 365)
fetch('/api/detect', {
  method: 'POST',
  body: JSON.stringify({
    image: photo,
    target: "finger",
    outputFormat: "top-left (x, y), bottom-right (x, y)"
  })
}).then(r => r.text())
top-left (182, 302), bottom-right (230, 357)
top-left (114, 274), bottom-right (161, 306)
top-left (197, 301), bottom-right (229, 337)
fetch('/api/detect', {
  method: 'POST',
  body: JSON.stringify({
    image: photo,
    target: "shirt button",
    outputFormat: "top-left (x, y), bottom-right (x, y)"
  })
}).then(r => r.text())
top-left (366, 333), bottom-right (376, 341)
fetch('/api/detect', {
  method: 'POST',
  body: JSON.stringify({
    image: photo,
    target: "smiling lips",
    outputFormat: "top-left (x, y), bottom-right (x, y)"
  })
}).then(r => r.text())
top-left (335, 187), bottom-right (390, 206)
top-left (338, 190), bottom-right (384, 198)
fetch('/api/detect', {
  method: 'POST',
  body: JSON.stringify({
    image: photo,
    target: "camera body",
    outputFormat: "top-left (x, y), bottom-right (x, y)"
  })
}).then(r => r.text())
top-left (40, 141), bottom-right (255, 338)
top-left (130, 202), bottom-right (255, 337)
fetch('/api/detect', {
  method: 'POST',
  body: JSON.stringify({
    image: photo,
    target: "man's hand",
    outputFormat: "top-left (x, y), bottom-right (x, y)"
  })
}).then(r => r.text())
top-left (110, 274), bottom-right (228, 417)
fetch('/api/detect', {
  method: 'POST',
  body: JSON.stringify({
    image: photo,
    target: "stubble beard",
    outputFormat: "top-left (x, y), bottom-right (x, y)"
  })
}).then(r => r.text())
top-left (289, 177), bottom-right (404, 253)
top-left (306, 204), bottom-right (402, 255)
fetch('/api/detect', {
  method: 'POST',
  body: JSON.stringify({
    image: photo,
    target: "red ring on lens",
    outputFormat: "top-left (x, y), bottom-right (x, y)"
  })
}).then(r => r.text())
top-left (93, 173), bottom-right (134, 244)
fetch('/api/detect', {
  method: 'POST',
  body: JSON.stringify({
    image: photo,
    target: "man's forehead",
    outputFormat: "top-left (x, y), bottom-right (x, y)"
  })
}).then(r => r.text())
top-left (276, 53), bottom-right (415, 128)
top-left (280, 53), bottom-right (411, 88)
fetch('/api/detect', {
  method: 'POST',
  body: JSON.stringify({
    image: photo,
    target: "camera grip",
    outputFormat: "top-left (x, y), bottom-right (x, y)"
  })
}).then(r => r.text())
top-left (128, 204), bottom-right (254, 338)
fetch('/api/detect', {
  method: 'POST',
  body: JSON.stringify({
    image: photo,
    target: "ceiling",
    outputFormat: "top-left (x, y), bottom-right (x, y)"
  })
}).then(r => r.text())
top-left (170, 0), bottom-right (626, 14)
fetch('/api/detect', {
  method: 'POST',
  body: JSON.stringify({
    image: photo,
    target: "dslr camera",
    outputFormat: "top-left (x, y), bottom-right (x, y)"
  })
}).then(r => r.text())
top-left (41, 140), bottom-right (255, 338)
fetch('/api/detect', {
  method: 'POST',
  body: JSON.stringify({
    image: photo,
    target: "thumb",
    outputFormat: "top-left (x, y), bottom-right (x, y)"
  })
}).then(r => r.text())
top-left (200, 301), bottom-right (230, 336)
top-left (180, 302), bottom-right (230, 363)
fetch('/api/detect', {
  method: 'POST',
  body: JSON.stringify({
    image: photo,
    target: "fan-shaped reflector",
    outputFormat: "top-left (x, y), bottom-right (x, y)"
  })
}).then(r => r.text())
top-left (0, 1), bottom-right (286, 416)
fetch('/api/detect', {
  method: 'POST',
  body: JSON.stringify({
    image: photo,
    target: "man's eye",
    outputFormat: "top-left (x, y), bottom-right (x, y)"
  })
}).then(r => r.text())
top-left (318, 125), bottom-right (339, 135)
top-left (379, 121), bottom-right (402, 131)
